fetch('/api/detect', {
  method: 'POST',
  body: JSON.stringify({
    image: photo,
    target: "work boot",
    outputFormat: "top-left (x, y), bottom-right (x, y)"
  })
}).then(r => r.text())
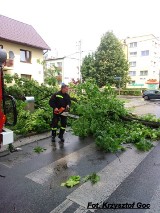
top-left (51, 137), bottom-right (55, 142)
top-left (58, 137), bottom-right (64, 142)
top-left (58, 128), bottom-right (65, 142)
top-left (51, 130), bottom-right (57, 142)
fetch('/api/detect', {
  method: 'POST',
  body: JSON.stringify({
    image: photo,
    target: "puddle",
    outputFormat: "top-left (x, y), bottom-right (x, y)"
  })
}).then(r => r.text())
top-left (50, 164), bottom-right (76, 189)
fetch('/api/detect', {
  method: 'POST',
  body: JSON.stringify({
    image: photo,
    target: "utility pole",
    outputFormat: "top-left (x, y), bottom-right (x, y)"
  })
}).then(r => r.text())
top-left (78, 40), bottom-right (82, 83)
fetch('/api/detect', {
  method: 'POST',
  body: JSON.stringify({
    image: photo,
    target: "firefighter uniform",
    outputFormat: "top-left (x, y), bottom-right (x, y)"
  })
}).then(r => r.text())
top-left (49, 90), bottom-right (71, 142)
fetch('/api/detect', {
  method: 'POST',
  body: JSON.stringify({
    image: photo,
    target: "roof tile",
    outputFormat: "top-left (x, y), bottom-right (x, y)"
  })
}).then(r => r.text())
top-left (0, 15), bottom-right (51, 50)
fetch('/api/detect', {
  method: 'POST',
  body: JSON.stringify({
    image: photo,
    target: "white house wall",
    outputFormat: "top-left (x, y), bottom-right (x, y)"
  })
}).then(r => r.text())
top-left (46, 57), bottom-right (80, 85)
top-left (0, 40), bottom-right (44, 84)
top-left (63, 58), bottom-right (79, 84)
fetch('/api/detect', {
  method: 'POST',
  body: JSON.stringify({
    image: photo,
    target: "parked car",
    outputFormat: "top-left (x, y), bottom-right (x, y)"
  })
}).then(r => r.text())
top-left (142, 90), bottom-right (160, 100)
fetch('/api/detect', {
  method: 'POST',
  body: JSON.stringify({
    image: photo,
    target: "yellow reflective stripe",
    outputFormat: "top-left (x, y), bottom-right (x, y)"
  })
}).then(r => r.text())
top-left (56, 95), bottom-right (63, 98)
top-left (52, 128), bottom-right (57, 130)
top-left (60, 127), bottom-right (65, 130)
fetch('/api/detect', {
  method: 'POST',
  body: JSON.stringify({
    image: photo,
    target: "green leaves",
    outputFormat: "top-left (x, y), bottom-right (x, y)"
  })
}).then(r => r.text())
top-left (70, 80), bottom-right (160, 153)
top-left (4, 73), bottom-right (160, 154)
top-left (4, 74), bottom-right (57, 135)
top-left (81, 53), bottom-right (96, 81)
top-left (33, 146), bottom-right (47, 154)
top-left (82, 173), bottom-right (100, 184)
top-left (81, 31), bottom-right (130, 87)
top-left (61, 175), bottom-right (81, 187)
top-left (135, 139), bottom-right (154, 151)
top-left (61, 173), bottom-right (100, 188)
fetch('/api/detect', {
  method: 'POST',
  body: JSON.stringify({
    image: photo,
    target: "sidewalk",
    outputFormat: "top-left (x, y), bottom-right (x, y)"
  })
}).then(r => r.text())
top-left (0, 131), bottom-right (51, 153)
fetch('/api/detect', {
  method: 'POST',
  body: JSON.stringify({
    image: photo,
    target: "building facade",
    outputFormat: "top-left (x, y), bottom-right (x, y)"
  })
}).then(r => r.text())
top-left (123, 34), bottom-right (160, 89)
top-left (0, 15), bottom-right (50, 84)
top-left (46, 57), bottom-right (80, 85)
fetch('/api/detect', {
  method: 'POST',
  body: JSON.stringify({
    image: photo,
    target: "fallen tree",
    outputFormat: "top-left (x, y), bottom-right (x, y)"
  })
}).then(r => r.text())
top-left (69, 80), bottom-right (160, 152)
top-left (120, 114), bottom-right (160, 128)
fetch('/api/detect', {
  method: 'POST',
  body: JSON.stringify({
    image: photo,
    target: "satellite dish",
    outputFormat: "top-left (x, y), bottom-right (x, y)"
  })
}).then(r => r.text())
top-left (9, 51), bottom-right (15, 59)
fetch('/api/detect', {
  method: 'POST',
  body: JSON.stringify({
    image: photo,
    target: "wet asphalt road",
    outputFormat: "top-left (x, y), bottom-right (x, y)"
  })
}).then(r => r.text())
top-left (133, 99), bottom-right (160, 118)
top-left (1, 133), bottom-right (160, 213)
top-left (0, 96), bottom-right (160, 213)
top-left (122, 96), bottom-right (160, 118)
top-left (0, 134), bottom-right (119, 213)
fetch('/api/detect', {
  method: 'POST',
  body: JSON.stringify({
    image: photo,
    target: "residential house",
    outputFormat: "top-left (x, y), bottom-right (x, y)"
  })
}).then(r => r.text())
top-left (45, 56), bottom-right (80, 85)
top-left (0, 15), bottom-right (51, 84)
top-left (122, 34), bottom-right (160, 89)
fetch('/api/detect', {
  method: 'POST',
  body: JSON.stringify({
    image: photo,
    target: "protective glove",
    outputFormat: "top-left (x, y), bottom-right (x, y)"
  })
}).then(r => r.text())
top-left (54, 108), bottom-right (59, 114)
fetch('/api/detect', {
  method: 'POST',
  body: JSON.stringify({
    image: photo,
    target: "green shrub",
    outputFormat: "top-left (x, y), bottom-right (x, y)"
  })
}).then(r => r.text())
top-left (118, 89), bottom-right (142, 96)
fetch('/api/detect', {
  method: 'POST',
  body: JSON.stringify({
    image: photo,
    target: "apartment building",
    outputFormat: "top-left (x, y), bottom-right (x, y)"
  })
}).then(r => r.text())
top-left (123, 34), bottom-right (160, 89)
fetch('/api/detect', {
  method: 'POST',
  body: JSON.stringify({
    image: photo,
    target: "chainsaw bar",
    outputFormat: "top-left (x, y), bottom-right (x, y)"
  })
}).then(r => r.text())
top-left (61, 111), bottom-right (79, 119)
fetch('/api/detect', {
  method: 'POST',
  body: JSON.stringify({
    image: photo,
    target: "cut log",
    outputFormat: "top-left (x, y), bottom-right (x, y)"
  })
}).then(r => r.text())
top-left (120, 115), bottom-right (160, 128)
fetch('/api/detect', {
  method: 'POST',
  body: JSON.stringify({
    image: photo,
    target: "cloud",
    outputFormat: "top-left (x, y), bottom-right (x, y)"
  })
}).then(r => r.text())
top-left (1, 0), bottom-right (160, 56)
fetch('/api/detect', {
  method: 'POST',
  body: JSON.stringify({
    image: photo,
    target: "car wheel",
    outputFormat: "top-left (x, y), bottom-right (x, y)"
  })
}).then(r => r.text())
top-left (144, 95), bottom-right (149, 100)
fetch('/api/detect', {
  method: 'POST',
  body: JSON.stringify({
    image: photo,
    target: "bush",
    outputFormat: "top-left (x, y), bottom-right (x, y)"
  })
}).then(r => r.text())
top-left (117, 89), bottom-right (142, 96)
top-left (4, 75), bottom-right (57, 136)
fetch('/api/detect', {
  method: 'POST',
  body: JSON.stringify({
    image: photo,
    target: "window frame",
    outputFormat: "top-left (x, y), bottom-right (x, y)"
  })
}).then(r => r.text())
top-left (129, 71), bottom-right (136, 76)
top-left (130, 52), bottom-right (137, 56)
top-left (141, 50), bottom-right (149, 56)
top-left (130, 42), bottom-right (137, 48)
top-left (140, 70), bottom-right (148, 76)
top-left (21, 74), bottom-right (32, 80)
top-left (129, 61), bottom-right (136, 67)
top-left (20, 49), bottom-right (32, 63)
top-left (57, 62), bottom-right (62, 68)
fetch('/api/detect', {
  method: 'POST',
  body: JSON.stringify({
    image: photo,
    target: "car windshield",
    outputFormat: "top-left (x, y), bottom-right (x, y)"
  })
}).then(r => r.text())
top-left (144, 90), bottom-right (155, 94)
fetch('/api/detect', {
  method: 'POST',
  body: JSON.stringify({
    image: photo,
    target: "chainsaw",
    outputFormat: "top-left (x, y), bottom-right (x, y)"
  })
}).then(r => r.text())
top-left (54, 107), bottom-right (79, 119)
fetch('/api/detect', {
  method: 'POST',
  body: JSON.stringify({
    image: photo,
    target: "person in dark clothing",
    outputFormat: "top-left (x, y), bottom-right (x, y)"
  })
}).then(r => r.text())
top-left (49, 84), bottom-right (71, 142)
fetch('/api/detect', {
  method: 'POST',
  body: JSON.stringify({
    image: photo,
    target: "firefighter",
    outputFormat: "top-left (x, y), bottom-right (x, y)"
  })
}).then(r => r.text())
top-left (49, 83), bottom-right (71, 142)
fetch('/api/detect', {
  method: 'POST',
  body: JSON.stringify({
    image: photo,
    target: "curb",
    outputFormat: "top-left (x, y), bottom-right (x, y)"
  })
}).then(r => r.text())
top-left (0, 131), bottom-right (51, 153)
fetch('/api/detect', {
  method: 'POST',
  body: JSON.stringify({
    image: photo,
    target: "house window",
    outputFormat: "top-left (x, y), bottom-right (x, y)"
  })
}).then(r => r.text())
top-left (21, 74), bottom-right (32, 80)
top-left (57, 62), bottom-right (62, 72)
top-left (130, 42), bottom-right (137, 48)
top-left (57, 62), bottom-right (62, 68)
top-left (0, 45), bottom-right (3, 49)
top-left (20, 49), bottom-right (31, 63)
top-left (141, 50), bottom-right (149, 56)
top-left (140, 70), bottom-right (148, 76)
top-left (140, 77), bottom-right (146, 80)
top-left (130, 52), bottom-right (137, 56)
top-left (129, 71), bottom-right (136, 76)
top-left (129, 61), bottom-right (136, 67)
top-left (50, 63), bottom-right (55, 67)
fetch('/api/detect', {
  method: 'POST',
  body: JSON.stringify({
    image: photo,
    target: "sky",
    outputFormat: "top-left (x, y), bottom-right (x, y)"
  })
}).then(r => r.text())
top-left (1, 0), bottom-right (160, 58)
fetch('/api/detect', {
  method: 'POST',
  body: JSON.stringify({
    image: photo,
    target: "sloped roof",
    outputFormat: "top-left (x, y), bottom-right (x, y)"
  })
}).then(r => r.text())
top-left (0, 15), bottom-right (51, 50)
